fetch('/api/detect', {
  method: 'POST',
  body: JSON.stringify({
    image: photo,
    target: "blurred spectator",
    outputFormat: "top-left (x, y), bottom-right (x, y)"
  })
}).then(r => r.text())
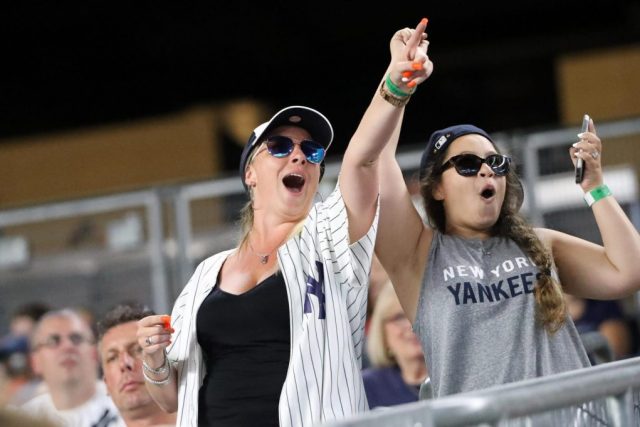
top-left (366, 255), bottom-right (390, 333)
top-left (565, 294), bottom-right (632, 360)
top-left (74, 306), bottom-right (97, 337)
top-left (7, 303), bottom-right (50, 338)
top-left (19, 309), bottom-right (123, 426)
top-left (362, 255), bottom-right (392, 369)
top-left (0, 408), bottom-right (57, 427)
top-left (0, 336), bottom-right (33, 406)
top-left (363, 283), bottom-right (428, 409)
top-left (0, 363), bottom-right (8, 405)
top-left (97, 303), bottom-right (176, 427)
top-left (0, 302), bottom-right (50, 406)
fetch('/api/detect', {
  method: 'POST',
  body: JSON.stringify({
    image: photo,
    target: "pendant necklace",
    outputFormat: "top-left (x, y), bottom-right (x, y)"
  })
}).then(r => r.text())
top-left (248, 240), bottom-right (272, 264)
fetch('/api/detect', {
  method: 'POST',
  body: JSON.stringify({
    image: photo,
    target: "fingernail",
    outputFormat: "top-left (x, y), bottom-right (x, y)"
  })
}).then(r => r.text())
top-left (421, 18), bottom-right (428, 26)
top-left (572, 142), bottom-right (579, 147)
top-left (402, 71), bottom-right (413, 78)
top-left (577, 133), bottom-right (585, 138)
top-left (411, 62), bottom-right (423, 70)
top-left (407, 80), bottom-right (417, 88)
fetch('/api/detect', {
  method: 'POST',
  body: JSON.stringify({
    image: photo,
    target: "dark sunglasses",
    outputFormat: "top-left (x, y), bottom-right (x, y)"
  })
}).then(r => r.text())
top-left (261, 135), bottom-right (326, 164)
top-left (34, 332), bottom-right (93, 350)
top-left (439, 153), bottom-right (511, 177)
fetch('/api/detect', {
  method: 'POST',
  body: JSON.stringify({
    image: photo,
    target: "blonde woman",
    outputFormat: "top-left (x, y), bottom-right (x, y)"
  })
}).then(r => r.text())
top-left (363, 282), bottom-right (428, 408)
top-left (137, 19), bottom-right (433, 427)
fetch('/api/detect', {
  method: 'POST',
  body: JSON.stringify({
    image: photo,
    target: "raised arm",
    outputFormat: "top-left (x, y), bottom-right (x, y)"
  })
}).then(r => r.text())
top-left (373, 29), bottom-right (436, 321)
top-left (339, 18), bottom-right (432, 243)
top-left (541, 118), bottom-right (640, 299)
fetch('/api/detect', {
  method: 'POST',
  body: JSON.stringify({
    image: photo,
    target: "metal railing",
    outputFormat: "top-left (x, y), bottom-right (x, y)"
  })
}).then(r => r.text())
top-left (0, 117), bottom-right (638, 320)
top-left (319, 357), bottom-right (640, 427)
top-left (0, 190), bottom-right (170, 314)
top-left (516, 117), bottom-right (640, 226)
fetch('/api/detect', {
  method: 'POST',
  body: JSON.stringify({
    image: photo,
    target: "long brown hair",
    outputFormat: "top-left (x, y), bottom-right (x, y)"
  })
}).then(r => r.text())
top-left (420, 144), bottom-right (566, 333)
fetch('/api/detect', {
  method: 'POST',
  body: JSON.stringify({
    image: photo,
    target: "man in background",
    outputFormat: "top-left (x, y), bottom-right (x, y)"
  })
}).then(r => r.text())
top-left (97, 303), bottom-right (175, 427)
top-left (21, 309), bottom-right (123, 426)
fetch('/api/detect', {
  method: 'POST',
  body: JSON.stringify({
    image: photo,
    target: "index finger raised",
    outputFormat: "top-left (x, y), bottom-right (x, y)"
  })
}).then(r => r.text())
top-left (406, 18), bottom-right (428, 60)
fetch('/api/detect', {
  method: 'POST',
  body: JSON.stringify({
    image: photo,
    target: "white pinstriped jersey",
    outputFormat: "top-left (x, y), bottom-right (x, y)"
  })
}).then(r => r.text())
top-left (166, 185), bottom-right (377, 426)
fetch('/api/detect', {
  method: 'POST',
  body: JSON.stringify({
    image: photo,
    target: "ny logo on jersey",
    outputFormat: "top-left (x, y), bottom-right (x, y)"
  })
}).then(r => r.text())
top-left (304, 261), bottom-right (326, 319)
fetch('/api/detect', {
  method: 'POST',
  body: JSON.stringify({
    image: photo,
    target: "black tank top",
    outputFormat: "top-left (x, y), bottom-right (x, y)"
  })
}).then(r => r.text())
top-left (196, 273), bottom-right (291, 427)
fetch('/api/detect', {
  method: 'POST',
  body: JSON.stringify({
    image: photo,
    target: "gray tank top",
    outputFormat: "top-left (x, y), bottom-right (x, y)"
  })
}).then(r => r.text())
top-left (414, 231), bottom-right (591, 398)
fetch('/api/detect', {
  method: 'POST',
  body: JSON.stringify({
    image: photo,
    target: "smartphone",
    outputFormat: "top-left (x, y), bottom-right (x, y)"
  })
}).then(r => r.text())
top-left (575, 114), bottom-right (590, 183)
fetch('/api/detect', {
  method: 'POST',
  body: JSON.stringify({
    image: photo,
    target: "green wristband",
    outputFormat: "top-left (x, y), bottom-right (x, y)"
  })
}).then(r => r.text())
top-left (385, 74), bottom-right (411, 98)
top-left (584, 184), bottom-right (612, 207)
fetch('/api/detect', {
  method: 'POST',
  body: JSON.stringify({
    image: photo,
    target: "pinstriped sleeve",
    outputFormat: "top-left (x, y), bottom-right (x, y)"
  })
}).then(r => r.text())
top-left (166, 260), bottom-right (203, 366)
top-left (322, 184), bottom-right (379, 289)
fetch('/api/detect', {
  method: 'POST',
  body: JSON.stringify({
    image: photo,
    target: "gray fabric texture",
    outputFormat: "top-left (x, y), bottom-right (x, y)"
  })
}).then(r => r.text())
top-left (414, 231), bottom-right (591, 398)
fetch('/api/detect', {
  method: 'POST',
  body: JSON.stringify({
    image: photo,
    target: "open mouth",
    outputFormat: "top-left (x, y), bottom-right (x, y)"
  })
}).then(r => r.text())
top-left (480, 187), bottom-right (496, 199)
top-left (282, 174), bottom-right (305, 193)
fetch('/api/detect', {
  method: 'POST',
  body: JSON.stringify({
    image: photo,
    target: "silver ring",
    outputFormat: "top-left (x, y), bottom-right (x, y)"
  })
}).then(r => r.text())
top-left (591, 150), bottom-right (600, 160)
top-left (146, 336), bottom-right (152, 346)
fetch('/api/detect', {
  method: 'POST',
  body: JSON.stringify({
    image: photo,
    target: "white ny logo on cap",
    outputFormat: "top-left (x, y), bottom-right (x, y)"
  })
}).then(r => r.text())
top-left (434, 134), bottom-right (449, 151)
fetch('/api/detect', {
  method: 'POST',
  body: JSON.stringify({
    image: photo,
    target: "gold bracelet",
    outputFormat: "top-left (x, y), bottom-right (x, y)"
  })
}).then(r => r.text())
top-left (379, 80), bottom-right (411, 108)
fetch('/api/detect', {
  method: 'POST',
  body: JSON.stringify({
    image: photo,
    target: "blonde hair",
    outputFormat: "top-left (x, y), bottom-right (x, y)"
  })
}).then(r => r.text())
top-left (238, 142), bottom-right (263, 248)
top-left (367, 282), bottom-right (404, 367)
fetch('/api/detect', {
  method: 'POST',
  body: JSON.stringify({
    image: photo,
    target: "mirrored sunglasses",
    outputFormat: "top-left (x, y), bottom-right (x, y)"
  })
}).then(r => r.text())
top-left (439, 153), bottom-right (511, 177)
top-left (263, 135), bottom-right (325, 164)
top-left (34, 332), bottom-right (93, 350)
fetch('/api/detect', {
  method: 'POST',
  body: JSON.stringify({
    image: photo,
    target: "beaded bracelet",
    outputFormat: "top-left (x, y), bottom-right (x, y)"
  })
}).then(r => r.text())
top-left (584, 184), bottom-right (612, 207)
top-left (142, 355), bottom-right (169, 375)
top-left (142, 368), bottom-right (171, 385)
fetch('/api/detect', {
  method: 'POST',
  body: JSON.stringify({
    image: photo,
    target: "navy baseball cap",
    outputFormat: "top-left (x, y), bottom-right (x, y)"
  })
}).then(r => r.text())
top-left (239, 106), bottom-right (334, 191)
top-left (419, 124), bottom-right (493, 180)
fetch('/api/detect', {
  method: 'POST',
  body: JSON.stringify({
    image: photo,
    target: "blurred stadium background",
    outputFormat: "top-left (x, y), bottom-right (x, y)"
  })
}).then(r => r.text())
top-left (1, 2), bottom-right (639, 340)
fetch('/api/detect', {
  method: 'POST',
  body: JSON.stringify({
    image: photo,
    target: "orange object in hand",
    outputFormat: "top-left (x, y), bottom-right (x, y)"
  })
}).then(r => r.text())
top-left (161, 315), bottom-right (172, 330)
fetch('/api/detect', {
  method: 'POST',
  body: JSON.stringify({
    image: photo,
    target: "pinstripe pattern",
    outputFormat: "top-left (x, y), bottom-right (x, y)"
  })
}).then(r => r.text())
top-left (166, 186), bottom-right (378, 426)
